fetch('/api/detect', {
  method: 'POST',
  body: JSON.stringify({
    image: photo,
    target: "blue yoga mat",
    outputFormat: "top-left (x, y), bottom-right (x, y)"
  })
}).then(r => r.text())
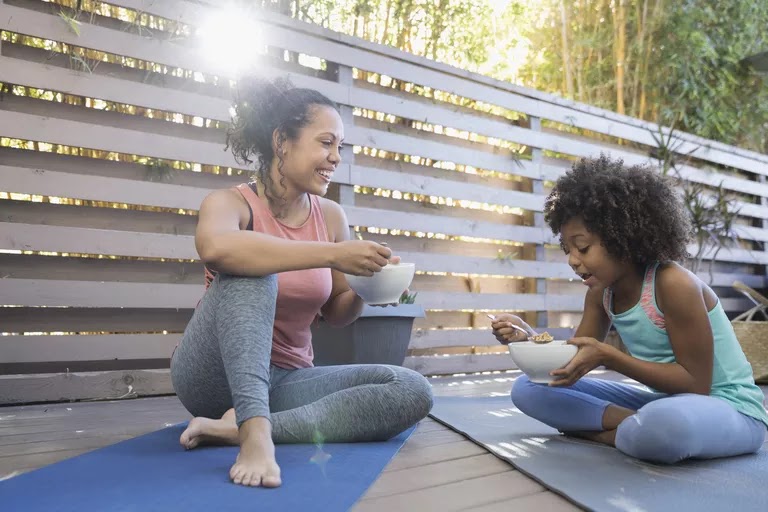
top-left (0, 423), bottom-right (414, 512)
top-left (431, 395), bottom-right (768, 512)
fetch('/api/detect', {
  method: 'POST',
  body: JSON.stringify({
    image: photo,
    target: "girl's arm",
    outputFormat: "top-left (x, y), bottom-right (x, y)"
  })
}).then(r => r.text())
top-left (318, 198), bottom-right (366, 327)
top-left (601, 265), bottom-right (714, 395)
top-left (574, 285), bottom-right (612, 340)
top-left (196, 189), bottom-right (339, 275)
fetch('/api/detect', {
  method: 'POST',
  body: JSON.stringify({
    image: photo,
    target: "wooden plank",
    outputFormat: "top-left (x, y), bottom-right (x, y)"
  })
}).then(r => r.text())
top-left (412, 419), bottom-right (447, 433)
top-left (0, 334), bottom-right (181, 363)
top-left (0, 110), bottom-right (238, 168)
top-left (0, 278), bottom-right (582, 311)
top-left (0, 369), bottom-right (174, 405)
top-left (464, 492), bottom-right (581, 512)
top-left (349, 165), bottom-right (544, 212)
top-left (365, 453), bottom-right (511, 499)
top-left (0, 165), bottom-right (210, 210)
top-left (0, 146), bottom-right (243, 190)
top-left (354, 471), bottom-right (543, 512)
top-left (0, 162), bottom-right (544, 221)
top-left (1, 278), bottom-right (750, 313)
top-left (0, 55), bottom-right (231, 121)
top-left (414, 292), bottom-right (582, 311)
top-left (346, 206), bottom-right (555, 244)
top-left (392, 429), bottom-right (467, 450)
top-left (0, 223), bottom-right (199, 260)
top-left (410, 328), bottom-right (575, 350)
top-left (0, 2), bottom-right (234, 79)
top-left (0, 433), bottom-right (135, 458)
top-left (1, 307), bottom-right (193, 333)
top-left (0, 197), bottom-right (198, 235)
top-left (405, 354), bottom-right (516, 376)
top-left (0, 279), bottom-right (202, 308)
top-left (0, 253), bottom-right (203, 285)
top-left (384, 440), bottom-right (488, 472)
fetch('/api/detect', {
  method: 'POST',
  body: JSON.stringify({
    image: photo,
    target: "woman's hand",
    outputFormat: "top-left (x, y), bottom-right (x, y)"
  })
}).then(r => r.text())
top-left (370, 256), bottom-right (405, 307)
top-left (549, 337), bottom-right (606, 386)
top-left (490, 314), bottom-right (534, 344)
top-left (331, 240), bottom-right (392, 276)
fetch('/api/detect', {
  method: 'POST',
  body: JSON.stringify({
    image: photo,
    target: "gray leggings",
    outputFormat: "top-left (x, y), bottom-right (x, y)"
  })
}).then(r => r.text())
top-left (170, 273), bottom-right (433, 443)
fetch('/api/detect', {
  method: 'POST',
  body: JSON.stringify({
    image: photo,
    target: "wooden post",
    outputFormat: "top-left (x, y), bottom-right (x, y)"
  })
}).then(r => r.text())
top-left (759, 175), bottom-right (768, 288)
top-left (335, 63), bottom-right (357, 239)
top-left (530, 116), bottom-right (549, 330)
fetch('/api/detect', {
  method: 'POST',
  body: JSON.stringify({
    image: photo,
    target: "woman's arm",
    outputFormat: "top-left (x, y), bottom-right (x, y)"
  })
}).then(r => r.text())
top-left (196, 189), bottom-right (340, 276)
top-left (601, 265), bottom-right (714, 395)
top-left (318, 198), bottom-right (365, 327)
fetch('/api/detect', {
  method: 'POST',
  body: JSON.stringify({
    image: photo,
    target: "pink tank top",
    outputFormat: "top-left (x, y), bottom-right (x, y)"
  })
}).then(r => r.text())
top-left (204, 183), bottom-right (333, 369)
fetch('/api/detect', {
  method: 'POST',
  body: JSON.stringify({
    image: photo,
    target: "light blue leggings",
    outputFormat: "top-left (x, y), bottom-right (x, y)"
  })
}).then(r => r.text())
top-left (511, 375), bottom-right (766, 464)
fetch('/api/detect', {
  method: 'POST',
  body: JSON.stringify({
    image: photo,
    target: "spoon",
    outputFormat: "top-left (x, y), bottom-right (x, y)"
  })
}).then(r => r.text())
top-left (486, 314), bottom-right (529, 336)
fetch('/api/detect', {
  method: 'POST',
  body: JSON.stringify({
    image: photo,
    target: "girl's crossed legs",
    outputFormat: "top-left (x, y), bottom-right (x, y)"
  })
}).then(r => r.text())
top-left (511, 375), bottom-right (765, 464)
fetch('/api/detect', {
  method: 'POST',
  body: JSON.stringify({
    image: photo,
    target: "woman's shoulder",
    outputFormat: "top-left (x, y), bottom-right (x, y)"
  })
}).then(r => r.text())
top-left (315, 196), bottom-right (348, 241)
top-left (199, 186), bottom-right (251, 228)
top-left (316, 195), bottom-right (345, 217)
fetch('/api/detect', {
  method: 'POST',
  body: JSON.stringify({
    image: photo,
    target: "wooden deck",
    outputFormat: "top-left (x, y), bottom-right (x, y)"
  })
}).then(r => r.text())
top-left (10, 372), bottom-right (768, 512)
top-left (0, 370), bottom-right (580, 510)
top-left (4, 370), bottom-right (765, 509)
top-left (4, 370), bottom-right (766, 509)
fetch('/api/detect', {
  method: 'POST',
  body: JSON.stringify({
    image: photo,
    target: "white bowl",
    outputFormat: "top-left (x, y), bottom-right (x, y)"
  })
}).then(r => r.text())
top-left (345, 263), bottom-right (416, 304)
top-left (507, 340), bottom-right (577, 384)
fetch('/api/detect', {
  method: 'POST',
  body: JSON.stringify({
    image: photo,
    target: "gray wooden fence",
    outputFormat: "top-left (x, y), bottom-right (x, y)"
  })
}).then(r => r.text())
top-left (1, 0), bottom-right (766, 403)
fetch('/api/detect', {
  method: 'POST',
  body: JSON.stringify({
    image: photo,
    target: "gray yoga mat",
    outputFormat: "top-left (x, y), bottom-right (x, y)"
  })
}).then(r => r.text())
top-left (431, 395), bottom-right (768, 512)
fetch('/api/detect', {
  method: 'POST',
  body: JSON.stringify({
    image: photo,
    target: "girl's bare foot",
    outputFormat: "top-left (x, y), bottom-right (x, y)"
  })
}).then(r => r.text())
top-left (229, 416), bottom-right (281, 487)
top-left (179, 408), bottom-right (238, 450)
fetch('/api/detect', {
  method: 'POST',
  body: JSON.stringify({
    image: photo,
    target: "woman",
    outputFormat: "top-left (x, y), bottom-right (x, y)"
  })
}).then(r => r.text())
top-left (170, 77), bottom-right (433, 487)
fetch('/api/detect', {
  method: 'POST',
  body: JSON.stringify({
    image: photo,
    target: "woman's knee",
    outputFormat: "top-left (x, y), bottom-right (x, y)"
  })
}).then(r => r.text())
top-left (395, 366), bottom-right (434, 420)
top-left (616, 402), bottom-right (696, 464)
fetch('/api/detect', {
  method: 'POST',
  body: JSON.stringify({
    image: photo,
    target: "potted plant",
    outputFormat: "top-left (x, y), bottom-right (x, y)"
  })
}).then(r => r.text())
top-left (310, 291), bottom-right (424, 366)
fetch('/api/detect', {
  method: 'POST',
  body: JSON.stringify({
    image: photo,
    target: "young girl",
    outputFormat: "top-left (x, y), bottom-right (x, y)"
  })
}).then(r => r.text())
top-left (170, 77), bottom-right (432, 487)
top-left (491, 154), bottom-right (767, 464)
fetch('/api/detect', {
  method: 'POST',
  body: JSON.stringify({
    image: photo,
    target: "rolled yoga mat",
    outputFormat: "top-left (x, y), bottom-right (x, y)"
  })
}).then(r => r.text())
top-left (0, 423), bottom-right (414, 512)
top-left (430, 395), bottom-right (768, 512)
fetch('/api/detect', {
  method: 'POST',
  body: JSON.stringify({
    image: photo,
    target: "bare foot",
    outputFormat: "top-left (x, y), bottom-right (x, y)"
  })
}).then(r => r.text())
top-left (179, 408), bottom-right (238, 450)
top-left (229, 417), bottom-right (281, 487)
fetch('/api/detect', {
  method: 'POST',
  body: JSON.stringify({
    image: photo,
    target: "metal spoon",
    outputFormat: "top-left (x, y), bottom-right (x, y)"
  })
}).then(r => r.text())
top-left (486, 314), bottom-right (529, 336)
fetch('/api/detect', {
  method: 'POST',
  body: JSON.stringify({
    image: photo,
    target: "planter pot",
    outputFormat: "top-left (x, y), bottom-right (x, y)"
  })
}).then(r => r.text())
top-left (310, 304), bottom-right (425, 366)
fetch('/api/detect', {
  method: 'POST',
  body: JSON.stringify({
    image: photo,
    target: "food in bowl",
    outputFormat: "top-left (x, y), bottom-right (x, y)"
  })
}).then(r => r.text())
top-left (507, 340), bottom-right (577, 384)
top-left (344, 263), bottom-right (416, 305)
top-left (530, 331), bottom-right (554, 344)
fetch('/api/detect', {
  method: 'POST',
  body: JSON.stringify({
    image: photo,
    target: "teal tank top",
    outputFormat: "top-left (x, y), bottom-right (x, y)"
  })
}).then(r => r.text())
top-left (603, 262), bottom-right (768, 427)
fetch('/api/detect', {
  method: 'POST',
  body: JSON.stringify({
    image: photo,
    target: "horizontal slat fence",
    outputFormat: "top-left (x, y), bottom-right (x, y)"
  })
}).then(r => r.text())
top-left (0, 0), bottom-right (765, 403)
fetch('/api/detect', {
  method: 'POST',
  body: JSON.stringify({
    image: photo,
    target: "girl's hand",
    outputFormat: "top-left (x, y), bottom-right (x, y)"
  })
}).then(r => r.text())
top-left (490, 314), bottom-right (534, 344)
top-left (549, 337), bottom-right (605, 386)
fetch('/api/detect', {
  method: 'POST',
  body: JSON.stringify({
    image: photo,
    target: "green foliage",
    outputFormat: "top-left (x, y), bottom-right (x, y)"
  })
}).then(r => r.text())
top-left (280, 0), bottom-right (768, 153)
top-left (652, 125), bottom-right (742, 281)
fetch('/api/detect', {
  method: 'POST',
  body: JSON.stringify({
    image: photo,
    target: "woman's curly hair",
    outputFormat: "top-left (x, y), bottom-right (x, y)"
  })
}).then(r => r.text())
top-left (225, 76), bottom-right (338, 215)
top-left (543, 154), bottom-right (692, 265)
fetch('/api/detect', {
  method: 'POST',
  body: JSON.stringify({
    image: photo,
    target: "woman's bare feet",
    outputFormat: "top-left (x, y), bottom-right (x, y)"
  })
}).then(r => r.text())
top-left (230, 416), bottom-right (281, 487)
top-left (179, 408), bottom-right (238, 450)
